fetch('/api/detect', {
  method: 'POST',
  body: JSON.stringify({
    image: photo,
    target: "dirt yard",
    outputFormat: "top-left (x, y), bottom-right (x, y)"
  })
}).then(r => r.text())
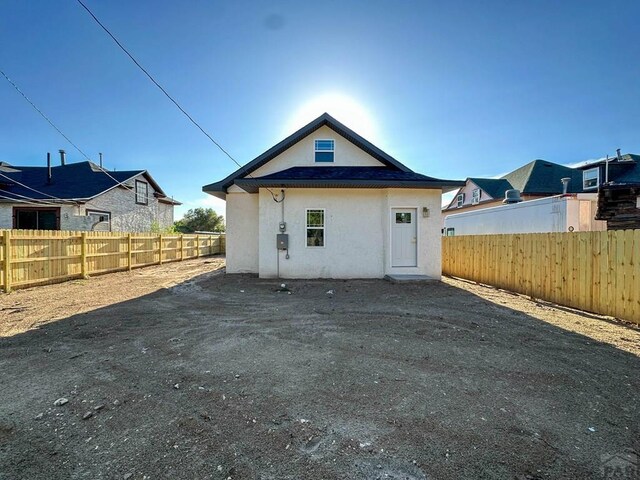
top-left (1, 258), bottom-right (638, 479)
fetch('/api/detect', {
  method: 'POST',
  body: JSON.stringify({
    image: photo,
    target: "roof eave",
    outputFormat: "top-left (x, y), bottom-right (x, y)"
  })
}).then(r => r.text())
top-left (234, 178), bottom-right (464, 194)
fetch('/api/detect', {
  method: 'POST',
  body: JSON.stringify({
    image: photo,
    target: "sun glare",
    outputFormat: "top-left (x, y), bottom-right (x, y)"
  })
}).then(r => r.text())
top-left (284, 93), bottom-right (378, 141)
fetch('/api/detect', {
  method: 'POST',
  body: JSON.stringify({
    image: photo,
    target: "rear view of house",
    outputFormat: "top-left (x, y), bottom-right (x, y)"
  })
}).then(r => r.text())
top-left (0, 151), bottom-right (179, 231)
top-left (203, 113), bottom-right (463, 279)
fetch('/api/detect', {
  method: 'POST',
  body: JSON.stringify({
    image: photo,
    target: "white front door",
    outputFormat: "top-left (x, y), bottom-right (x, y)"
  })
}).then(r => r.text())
top-left (391, 208), bottom-right (417, 267)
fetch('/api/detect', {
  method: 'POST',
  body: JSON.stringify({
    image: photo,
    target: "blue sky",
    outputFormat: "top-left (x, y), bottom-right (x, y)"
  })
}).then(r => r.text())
top-left (2, 0), bottom-right (639, 216)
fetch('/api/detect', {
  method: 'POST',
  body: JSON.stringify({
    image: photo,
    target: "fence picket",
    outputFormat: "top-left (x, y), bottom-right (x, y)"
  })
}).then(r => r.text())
top-left (442, 230), bottom-right (639, 325)
top-left (0, 229), bottom-right (225, 291)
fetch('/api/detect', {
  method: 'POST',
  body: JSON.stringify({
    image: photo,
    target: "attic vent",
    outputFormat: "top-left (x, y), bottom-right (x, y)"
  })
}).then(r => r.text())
top-left (503, 189), bottom-right (522, 204)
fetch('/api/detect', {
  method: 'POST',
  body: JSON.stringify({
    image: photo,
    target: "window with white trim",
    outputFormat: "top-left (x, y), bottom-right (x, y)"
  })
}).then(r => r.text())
top-left (471, 188), bottom-right (481, 204)
top-left (306, 209), bottom-right (325, 247)
top-left (456, 193), bottom-right (465, 208)
top-left (314, 139), bottom-right (334, 163)
top-left (87, 210), bottom-right (111, 231)
top-left (583, 168), bottom-right (599, 190)
top-left (135, 180), bottom-right (149, 205)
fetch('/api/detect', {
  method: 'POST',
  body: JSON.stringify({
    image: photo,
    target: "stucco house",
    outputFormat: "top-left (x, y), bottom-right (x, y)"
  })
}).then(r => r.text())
top-left (203, 113), bottom-right (463, 279)
top-left (0, 151), bottom-right (179, 231)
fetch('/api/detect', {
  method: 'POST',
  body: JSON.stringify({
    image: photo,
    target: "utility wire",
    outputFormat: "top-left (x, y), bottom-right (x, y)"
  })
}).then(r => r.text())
top-left (76, 0), bottom-right (284, 202)
top-left (0, 188), bottom-right (61, 206)
top-left (0, 69), bottom-right (93, 162)
top-left (0, 192), bottom-right (62, 205)
top-left (0, 171), bottom-right (78, 204)
top-left (0, 68), bottom-right (172, 205)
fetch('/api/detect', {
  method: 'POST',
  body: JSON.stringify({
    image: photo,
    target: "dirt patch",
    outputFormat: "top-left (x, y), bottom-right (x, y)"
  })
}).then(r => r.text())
top-left (443, 276), bottom-right (640, 356)
top-left (1, 260), bottom-right (638, 479)
top-left (0, 256), bottom-right (226, 337)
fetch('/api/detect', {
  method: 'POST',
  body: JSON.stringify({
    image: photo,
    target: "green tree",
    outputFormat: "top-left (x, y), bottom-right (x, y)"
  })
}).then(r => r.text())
top-left (174, 208), bottom-right (225, 233)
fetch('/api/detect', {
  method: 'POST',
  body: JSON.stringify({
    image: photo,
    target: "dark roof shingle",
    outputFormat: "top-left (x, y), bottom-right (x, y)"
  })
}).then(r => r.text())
top-left (0, 161), bottom-right (177, 203)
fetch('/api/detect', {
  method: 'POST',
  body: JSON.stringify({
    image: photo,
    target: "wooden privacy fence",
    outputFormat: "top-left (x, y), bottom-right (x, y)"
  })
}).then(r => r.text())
top-left (442, 230), bottom-right (640, 325)
top-left (0, 229), bottom-right (226, 292)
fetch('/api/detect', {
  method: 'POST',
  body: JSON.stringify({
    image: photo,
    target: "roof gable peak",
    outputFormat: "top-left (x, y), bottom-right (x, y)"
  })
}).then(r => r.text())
top-left (203, 112), bottom-right (414, 197)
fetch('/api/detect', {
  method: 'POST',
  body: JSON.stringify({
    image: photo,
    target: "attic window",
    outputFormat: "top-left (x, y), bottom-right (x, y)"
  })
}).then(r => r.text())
top-left (135, 180), bottom-right (148, 205)
top-left (471, 188), bottom-right (481, 205)
top-left (456, 193), bottom-right (465, 208)
top-left (315, 139), bottom-right (334, 163)
top-left (583, 168), bottom-right (599, 190)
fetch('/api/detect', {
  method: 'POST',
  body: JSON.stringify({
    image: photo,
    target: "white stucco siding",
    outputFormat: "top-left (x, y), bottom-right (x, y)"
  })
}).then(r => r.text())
top-left (258, 188), bottom-right (384, 278)
top-left (383, 189), bottom-right (443, 279)
top-left (252, 187), bottom-right (442, 279)
top-left (226, 192), bottom-right (259, 273)
top-left (250, 125), bottom-right (384, 177)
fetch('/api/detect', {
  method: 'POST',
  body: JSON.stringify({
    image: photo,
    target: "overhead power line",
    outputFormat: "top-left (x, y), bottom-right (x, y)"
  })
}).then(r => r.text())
top-left (0, 69), bottom-right (170, 205)
top-left (0, 69), bottom-right (93, 162)
top-left (76, 0), bottom-right (240, 169)
top-left (76, 0), bottom-right (283, 202)
top-left (0, 170), bottom-right (77, 204)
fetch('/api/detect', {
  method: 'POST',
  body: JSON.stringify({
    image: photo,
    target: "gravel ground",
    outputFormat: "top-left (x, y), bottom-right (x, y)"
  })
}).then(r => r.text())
top-left (0, 258), bottom-right (638, 479)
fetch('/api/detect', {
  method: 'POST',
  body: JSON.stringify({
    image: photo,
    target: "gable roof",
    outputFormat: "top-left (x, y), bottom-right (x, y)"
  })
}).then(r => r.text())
top-left (203, 113), bottom-right (464, 199)
top-left (445, 159), bottom-right (586, 210)
top-left (234, 166), bottom-right (463, 193)
top-left (467, 178), bottom-right (513, 199)
top-left (0, 161), bottom-right (180, 204)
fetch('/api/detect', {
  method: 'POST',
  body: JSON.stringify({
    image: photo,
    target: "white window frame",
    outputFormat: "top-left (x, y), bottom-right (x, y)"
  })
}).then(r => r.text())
top-left (471, 188), bottom-right (481, 205)
top-left (135, 180), bottom-right (149, 205)
top-left (583, 168), bottom-right (599, 190)
top-left (314, 139), bottom-right (335, 163)
top-left (456, 193), bottom-right (465, 208)
top-left (87, 210), bottom-right (111, 230)
top-left (305, 208), bottom-right (325, 248)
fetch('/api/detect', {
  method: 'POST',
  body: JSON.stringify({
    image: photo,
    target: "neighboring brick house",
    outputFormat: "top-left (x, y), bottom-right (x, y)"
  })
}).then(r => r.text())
top-left (443, 159), bottom-right (584, 213)
top-left (0, 154), bottom-right (179, 232)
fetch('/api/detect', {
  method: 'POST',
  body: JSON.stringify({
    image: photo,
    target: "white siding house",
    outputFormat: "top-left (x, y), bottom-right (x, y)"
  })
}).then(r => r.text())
top-left (203, 113), bottom-right (463, 279)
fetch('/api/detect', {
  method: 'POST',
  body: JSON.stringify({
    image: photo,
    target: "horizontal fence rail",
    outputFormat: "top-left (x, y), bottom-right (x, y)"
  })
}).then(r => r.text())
top-left (442, 230), bottom-right (640, 325)
top-left (0, 229), bottom-right (226, 292)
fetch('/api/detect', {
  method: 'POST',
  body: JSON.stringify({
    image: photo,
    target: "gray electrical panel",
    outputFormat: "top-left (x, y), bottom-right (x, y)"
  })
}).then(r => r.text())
top-left (277, 234), bottom-right (288, 250)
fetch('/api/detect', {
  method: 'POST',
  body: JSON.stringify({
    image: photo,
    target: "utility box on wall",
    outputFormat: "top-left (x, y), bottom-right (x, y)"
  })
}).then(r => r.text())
top-left (277, 234), bottom-right (288, 250)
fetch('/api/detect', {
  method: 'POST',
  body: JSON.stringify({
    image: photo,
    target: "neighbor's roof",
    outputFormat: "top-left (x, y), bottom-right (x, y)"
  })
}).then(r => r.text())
top-left (0, 161), bottom-right (180, 204)
top-left (578, 154), bottom-right (640, 184)
top-left (467, 178), bottom-right (513, 199)
top-left (203, 112), bottom-right (463, 199)
top-left (234, 166), bottom-right (464, 193)
top-left (502, 159), bottom-right (583, 194)
top-left (445, 159), bottom-right (586, 210)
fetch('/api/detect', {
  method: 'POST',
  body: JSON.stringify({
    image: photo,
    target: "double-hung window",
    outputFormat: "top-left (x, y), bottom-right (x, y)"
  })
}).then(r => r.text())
top-left (583, 168), bottom-right (599, 190)
top-left (314, 139), bottom-right (334, 162)
top-left (306, 209), bottom-right (325, 247)
top-left (471, 188), bottom-right (481, 204)
top-left (135, 180), bottom-right (149, 205)
top-left (456, 193), bottom-right (465, 208)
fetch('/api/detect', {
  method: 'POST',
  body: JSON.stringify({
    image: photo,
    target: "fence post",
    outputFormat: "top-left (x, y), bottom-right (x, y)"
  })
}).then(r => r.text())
top-left (127, 234), bottom-right (132, 271)
top-left (158, 234), bottom-right (163, 265)
top-left (196, 234), bottom-right (200, 258)
top-left (209, 235), bottom-right (213, 256)
top-left (81, 232), bottom-right (88, 278)
top-left (3, 231), bottom-right (11, 293)
top-left (180, 234), bottom-right (184, 261)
